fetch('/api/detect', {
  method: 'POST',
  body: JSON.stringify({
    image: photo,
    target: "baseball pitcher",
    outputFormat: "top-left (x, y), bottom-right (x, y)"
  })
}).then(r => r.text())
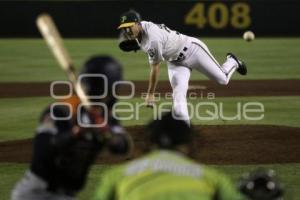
top-left (118, 10), bottom-right (247, 124)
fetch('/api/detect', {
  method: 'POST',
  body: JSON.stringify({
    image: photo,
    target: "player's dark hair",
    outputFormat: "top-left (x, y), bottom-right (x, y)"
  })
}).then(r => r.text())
top-left (147, 111), bottom-right (192, 149)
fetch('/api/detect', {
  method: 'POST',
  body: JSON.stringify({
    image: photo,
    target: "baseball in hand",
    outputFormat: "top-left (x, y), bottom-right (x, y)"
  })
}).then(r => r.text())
top-left (243, 31), bottom-right (255, 42)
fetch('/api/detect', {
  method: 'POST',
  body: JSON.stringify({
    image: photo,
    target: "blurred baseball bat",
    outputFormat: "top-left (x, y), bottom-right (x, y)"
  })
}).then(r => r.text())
top-left (36, 13), bottom-right (91, 110)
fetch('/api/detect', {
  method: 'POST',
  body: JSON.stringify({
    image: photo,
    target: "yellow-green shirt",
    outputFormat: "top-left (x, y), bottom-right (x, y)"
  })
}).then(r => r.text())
top-left (94, 150), bottom-right (244, 200)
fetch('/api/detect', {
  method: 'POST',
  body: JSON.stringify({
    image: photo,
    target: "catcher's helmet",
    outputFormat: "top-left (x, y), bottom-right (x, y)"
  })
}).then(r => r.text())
top-left (239, 168), bottom-right (284, 200)
top-left (118, 10), bottom-right (142, 29)
top-left (80, 55), bottom-right (122, 107)
top-left (147, 111), bottom-right (192, 149)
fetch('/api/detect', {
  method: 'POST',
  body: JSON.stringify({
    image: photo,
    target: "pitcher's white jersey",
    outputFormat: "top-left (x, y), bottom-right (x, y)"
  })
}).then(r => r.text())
top-left (139, 21), bottom-right (190, 65)
top-left (136, 21), bottom-right (243, 124)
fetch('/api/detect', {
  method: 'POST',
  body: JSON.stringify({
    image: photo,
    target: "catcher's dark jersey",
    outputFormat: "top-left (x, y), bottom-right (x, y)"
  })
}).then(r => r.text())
top-left (30, 96), bottom-right (121, 195)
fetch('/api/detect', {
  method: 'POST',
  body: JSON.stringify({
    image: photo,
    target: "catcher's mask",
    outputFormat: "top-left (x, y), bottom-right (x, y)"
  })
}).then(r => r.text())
top-left (239, 168), bottom-right (284, 200)
top-left (80, 55), bottom-right (122, 108)
top-left (147, 111), bottom-right (192, 149)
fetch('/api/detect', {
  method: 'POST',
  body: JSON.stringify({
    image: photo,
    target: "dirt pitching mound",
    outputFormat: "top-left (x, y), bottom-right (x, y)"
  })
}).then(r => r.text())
top-left (1, 80), bottom-right (300, 98)
top-left (1, 125), bottom-right (299, 165)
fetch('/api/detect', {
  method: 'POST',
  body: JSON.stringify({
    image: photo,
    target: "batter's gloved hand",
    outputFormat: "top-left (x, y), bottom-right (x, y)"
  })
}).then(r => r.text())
top-left (145, 93), bottom-right (155, 108)
top-left (119, 39), bottom-right (140, 52)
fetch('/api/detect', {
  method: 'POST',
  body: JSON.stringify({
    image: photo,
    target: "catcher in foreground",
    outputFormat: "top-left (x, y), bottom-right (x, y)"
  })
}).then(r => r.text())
top-left (94, 111), bottom-right (284, 200)
top-left (94, 112), bottom-right (242, 200)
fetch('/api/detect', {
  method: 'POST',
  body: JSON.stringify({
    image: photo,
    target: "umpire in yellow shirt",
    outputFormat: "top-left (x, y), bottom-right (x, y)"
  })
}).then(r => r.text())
top-left (93, 111), bottom-right (245, 200)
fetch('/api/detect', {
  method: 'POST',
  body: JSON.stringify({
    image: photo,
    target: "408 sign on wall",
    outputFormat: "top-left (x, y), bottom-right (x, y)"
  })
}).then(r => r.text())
top-left (180, 0), bottom-right (299, 36)
top-left (184, 2), bottom-right (251, 30)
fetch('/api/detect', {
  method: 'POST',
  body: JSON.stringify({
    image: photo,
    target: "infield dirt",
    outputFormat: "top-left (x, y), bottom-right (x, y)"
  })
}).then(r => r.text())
top-left (1, 80), bottom-right (299, 165)
top-left (1, 80), bottom-right (300, 98)
top-left (0, 125), bottom-right (299, 165)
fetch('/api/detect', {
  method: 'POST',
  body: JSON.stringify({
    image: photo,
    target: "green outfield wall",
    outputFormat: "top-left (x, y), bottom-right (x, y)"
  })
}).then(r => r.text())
top-left (0, 0), bottom-right (299, 37)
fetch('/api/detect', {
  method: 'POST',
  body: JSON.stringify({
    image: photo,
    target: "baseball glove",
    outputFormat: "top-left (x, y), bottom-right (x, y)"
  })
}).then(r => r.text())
top-left (119, 39), bottom-right (140, 52)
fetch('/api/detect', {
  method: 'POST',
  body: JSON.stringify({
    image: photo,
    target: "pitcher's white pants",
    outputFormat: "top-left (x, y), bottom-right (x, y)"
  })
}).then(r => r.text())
top-left (167, 39), bottom-right (238, 123)
top-left (167, 64), bottom-right (191, 124)
top-left (187, 39), bottom-right (238, 85)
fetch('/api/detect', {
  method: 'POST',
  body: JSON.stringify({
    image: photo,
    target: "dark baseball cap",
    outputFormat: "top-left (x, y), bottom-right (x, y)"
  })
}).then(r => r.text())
top-left (118, 10), bottom-right (141, 29)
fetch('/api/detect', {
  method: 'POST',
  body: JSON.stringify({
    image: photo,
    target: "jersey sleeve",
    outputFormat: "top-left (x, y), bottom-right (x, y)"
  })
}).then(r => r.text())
top-left (93, 166), bottom-right (124, 200)
top-left (204, 167), bottom-right (245, 200)
top-left (33, 105), bottom-right (77, 163)
top-left (147, 40), bottom-right (164, 65)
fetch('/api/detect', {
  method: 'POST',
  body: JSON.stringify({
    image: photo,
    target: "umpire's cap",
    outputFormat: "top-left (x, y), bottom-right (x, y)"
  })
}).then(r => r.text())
top-left (147, 111), bottom-right (192, 149)
top-left (80, 55), bottom-right (122, 106)
top-left (118, 10), bottom-right (142, 29)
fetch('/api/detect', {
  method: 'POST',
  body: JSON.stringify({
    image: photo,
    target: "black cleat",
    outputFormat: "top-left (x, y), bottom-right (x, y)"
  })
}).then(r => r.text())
top-left (227, 53), bottom-right (247, 75)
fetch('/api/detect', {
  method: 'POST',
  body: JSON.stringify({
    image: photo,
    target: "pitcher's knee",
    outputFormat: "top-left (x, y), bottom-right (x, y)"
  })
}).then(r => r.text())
top-left (173, 90), bottom-right (187, 100)
top-left (173, 86), bottom-right (188, 96)
top-left (216, 77), bottom-right (229, 85)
